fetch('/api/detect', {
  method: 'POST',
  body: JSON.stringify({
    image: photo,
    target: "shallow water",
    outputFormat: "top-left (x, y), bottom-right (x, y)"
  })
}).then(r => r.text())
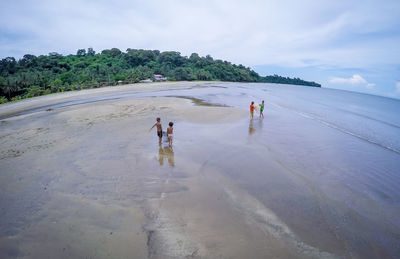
top-left (179, 83), bottom-right (400, 257)
top-left (1, 82), bottom-right (400, 258)
top-left (154, 83), bottom-right (400, 257)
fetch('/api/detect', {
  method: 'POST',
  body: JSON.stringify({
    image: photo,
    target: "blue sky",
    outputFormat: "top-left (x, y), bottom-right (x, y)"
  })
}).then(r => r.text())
top-left (1, 0), bottom-right (399, 98)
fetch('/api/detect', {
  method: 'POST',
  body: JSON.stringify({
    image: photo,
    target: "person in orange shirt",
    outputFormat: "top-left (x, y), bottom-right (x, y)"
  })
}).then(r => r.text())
top-left (250, 101), bottom-right (255, 119)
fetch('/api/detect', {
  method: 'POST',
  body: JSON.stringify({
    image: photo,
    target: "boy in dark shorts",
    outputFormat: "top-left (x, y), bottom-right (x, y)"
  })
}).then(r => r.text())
top-left (150, 117), bottom-right (163, 144)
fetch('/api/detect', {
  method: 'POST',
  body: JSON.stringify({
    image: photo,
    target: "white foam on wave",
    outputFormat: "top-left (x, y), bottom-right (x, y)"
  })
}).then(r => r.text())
top-left (267, 101), bottom-right (400, 155)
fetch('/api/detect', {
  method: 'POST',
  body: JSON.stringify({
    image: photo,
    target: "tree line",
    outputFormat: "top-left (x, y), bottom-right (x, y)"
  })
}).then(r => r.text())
top-left (0, 48), bottom-right (320, 103)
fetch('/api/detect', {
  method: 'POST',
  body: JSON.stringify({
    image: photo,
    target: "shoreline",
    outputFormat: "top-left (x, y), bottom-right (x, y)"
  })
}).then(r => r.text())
top-left (0, 81), bottom-right (218, 119)
top-left (0, 80), bottom-right (332, 119)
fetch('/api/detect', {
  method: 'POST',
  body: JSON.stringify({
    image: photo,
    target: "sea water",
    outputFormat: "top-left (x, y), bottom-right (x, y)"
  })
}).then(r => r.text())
top-left (171, 83), bottom-right (400, 258)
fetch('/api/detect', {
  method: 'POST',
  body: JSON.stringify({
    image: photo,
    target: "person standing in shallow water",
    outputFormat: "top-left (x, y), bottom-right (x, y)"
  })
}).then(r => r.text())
top-left (260, 100), bottom-right (264, 118)
top-left (250, 101), bottom-right (255, 119)
top-left (150, 117), bottom-right (163, 144)
top-left (167, 122), bottom-right (174, 147)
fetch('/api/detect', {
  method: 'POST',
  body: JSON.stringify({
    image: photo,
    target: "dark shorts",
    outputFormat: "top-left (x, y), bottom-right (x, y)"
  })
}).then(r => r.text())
top-left (157, 131), bottom-right (162, 138)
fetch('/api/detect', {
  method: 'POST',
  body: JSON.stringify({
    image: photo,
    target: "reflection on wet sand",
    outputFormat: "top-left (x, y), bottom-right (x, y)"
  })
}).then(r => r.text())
top-left (158, 144), bottom-right (175, 166)
top-left (249, 119), bottom-right (255, 135)
top-left (249, 118), bottom-right (263, 135)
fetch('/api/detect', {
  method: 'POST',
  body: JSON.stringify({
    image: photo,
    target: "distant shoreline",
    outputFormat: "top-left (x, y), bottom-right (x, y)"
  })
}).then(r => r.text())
top-left (0, 80), bottom-right (320, 109)
top-left (0, 48), bottom-right (320, 104)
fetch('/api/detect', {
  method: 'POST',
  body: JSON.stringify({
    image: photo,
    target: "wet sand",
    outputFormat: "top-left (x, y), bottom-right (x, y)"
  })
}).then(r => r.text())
top-left (0, 84), bottom-right (269, 259)
top-left (0, 82), bottom-right (399, 258)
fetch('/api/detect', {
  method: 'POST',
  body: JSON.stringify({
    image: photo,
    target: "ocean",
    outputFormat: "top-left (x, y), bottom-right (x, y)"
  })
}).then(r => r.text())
top-left (164, 82), bottom-right (400, 257)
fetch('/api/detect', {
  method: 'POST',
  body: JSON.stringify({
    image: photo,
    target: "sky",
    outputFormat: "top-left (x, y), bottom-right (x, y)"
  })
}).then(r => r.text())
top-left (1, 0), bottom-right (399, 98)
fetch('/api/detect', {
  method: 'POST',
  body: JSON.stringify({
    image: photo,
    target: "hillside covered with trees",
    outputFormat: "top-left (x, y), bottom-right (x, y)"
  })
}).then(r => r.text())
top-left (0, 48), bottom-right (320, 103)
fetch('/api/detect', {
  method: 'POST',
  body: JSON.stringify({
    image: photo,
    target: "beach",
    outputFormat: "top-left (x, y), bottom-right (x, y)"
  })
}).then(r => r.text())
top-left (1, 82), bottom-right (399, 258)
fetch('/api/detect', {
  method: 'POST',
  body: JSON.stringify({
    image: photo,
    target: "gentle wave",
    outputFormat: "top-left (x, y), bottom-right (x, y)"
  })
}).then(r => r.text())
top-left (267, 101), bottom-right (400, 155)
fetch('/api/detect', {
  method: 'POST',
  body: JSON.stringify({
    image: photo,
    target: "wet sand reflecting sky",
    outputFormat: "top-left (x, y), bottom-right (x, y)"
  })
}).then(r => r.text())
top-left (1, 82), bottom-right (399, 258)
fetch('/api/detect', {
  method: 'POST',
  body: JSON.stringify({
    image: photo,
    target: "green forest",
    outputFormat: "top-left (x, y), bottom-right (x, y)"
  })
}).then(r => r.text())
top-left (0, 48), bottom-right (320, 103)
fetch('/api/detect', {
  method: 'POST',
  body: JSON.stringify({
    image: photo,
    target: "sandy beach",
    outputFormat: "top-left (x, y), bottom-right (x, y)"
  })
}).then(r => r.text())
top-left (1, 82), bottom-right (399, 258)
top-left (0, 82), bottom-right (274, 258)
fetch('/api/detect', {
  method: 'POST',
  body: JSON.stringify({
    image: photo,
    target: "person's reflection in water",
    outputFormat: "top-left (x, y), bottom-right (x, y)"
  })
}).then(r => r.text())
top-left (164, 146), bottom-right (175, 166)
top-left (158, 144), bottom-right (175, 166)
top-left (258, 117), bottom-right (263, 130)
top-left (249, 119), bottom-right (255, 135)
top-left (158, 144), bottom-right (165, 165)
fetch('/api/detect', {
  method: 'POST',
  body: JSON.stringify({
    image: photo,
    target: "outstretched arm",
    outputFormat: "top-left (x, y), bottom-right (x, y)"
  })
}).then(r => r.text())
top-left (149, 123), bottom-right (156, 131)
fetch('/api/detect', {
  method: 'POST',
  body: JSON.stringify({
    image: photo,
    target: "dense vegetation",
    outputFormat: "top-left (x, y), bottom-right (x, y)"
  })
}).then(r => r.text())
top-left (0, 48), bottom-right (320, 103)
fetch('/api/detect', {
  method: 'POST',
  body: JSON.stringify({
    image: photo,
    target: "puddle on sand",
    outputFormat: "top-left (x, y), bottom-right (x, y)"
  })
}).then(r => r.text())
top-left (169, 96), bottom-right (230, 107)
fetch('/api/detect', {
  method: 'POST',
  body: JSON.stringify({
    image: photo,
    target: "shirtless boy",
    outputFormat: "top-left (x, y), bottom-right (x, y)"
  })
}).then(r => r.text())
top-left (150, 117), bottom-right (163, 144)
top-left (167, 122), bottom-right (174, 147)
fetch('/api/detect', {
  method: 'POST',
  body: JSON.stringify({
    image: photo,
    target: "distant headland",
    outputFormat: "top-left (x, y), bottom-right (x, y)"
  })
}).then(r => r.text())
top-left (0, 48), bottom-right (321, 103)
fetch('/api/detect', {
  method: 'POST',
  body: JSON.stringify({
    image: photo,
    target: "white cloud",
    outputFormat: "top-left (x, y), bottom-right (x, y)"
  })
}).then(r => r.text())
top-left (329, 74), bottom-right (375, 88)
top-left (330, 74), bottom-right (367, 84)
top-left (396, 82), bottom-right (400, 92)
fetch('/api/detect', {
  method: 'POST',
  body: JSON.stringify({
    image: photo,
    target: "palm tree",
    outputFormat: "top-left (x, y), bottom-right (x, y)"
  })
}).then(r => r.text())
top-left (4, 79), bottom-right (17, 99)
